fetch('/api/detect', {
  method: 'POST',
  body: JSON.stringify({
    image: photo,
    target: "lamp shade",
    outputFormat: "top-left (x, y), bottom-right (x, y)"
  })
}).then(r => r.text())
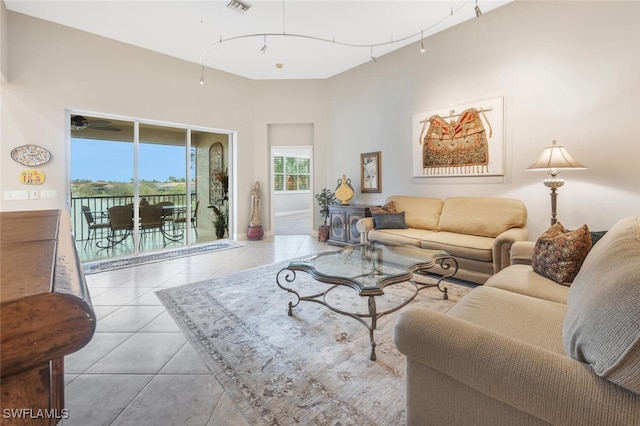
top-left (526, 140), bottom-right (587, 172)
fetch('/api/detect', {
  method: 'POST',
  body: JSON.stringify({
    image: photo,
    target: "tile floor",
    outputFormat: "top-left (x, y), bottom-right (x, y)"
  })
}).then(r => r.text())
top-left (63, 234), bottom-right (329, 426)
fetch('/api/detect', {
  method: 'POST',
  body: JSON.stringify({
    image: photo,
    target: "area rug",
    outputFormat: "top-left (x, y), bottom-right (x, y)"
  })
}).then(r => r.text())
top-left (156, 260), bottom-right (474, 425)
top-left (82, 240), bottom-right (241, 274)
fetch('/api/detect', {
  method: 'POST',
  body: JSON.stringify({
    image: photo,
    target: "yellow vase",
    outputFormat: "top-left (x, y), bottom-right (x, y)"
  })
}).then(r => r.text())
top-left (335, 174), bottom-right (354, 205)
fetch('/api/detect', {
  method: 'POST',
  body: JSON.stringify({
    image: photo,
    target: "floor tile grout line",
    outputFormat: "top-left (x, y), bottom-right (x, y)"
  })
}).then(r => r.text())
top-left (66, 332), bottom-right (138, 376)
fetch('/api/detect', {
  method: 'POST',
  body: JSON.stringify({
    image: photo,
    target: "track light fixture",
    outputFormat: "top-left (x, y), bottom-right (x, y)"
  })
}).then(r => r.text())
top-left (475, 0), bottom-right (483, 17)
top-left (370, 46), bottom-right (377, 62)
top-left (260, 35), bottom-right (267, 53)
top-left (199, 0), bottom-right (479, 84)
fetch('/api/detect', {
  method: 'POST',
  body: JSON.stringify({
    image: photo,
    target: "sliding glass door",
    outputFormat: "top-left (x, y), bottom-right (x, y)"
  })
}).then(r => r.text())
top-left (138, 124), bottom-right (188, 253)
top-left (70, 113), bottom-right (230, 262)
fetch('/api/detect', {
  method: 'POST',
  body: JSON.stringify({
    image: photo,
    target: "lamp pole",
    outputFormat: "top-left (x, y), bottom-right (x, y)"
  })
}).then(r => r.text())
top-left (543, 171), bottom-right (564, 226)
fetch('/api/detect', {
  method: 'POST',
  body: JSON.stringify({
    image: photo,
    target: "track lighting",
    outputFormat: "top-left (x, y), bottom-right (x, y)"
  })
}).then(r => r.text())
top-left (260, 35), bottom-right (267, 53)
top-left (198, 0), bottom-right (476, 82)
top-left (475, 0), bottom-right (482, 17)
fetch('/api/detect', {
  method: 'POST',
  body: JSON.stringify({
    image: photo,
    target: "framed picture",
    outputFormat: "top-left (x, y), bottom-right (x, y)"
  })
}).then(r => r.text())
top-left (361, 151), bottom-right (381, 193)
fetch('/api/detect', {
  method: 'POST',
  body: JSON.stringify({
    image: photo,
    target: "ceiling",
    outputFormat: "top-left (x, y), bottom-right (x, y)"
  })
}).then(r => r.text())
top-left (6, 0), bottom-right (512, 80)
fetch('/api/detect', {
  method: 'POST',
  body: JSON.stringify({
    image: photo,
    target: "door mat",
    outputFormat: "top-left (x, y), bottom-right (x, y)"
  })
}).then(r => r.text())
top-left (82, 240), bottom-right (242, 274)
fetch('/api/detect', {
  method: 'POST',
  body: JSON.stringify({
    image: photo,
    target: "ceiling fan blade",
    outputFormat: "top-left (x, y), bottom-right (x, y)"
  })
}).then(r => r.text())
top-left (90, 125), bottom-right (121, 132)
top-left (70, 115), bottom-right (120, 131)
top-left (85, 119), bottom-right (113, 126)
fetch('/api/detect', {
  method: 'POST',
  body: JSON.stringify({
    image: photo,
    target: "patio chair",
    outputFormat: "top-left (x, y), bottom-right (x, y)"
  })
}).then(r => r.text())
top-left (174, 200), bottom-right (199, 236)
top-left (140, 204), bottom-right (166, 248)
top-left (157, 201), bottom-right (175, 229)
top-left (81, 205), bottom-right (110, 249)
top-left (98, 205), bottom-right (133, 249)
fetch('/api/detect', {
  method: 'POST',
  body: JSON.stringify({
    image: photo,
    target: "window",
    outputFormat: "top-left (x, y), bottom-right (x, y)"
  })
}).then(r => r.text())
top-left (274, 155), bottom-right (310, 192)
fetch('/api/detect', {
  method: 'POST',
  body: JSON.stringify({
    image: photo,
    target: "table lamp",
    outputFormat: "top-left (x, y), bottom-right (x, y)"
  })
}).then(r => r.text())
top-left (526, 140), bottom-right (587, 225)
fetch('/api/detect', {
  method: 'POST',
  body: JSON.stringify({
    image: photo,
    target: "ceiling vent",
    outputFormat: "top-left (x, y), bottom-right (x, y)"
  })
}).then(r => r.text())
top-left (227, 0), bottom-right (251, 13)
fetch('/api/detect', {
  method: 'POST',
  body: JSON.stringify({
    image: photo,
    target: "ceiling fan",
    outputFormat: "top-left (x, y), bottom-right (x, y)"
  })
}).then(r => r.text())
top-left (70, 115), bottom-right (121, 132)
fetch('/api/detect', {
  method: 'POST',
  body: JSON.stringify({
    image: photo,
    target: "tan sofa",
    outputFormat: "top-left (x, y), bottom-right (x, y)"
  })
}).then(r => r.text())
top-left (356, 196), bottom-right (528, 284)
top-left (394, 216), bottom-right (640, 425)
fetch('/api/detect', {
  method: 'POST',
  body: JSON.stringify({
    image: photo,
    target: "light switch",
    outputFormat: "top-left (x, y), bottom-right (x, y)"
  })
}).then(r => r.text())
top-left (41, 190), bottom-right (58, 199)
top-left (3, 190), bottom-right (29, 200)
top-left (30, 190), bottom-right (40, 199)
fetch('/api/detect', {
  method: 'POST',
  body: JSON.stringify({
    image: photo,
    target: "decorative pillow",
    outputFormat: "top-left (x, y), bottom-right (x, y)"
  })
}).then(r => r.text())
top-left (372, 212), bottom-right (407, 230)
top-left (370, 201), bottom-right (397, 215)
top-left (531, 222), bottom-right (592, 285)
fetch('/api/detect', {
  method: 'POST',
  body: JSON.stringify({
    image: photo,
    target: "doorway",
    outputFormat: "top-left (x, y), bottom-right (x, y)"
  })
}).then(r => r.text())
top-left (271, 146), bottom-right (313, 235)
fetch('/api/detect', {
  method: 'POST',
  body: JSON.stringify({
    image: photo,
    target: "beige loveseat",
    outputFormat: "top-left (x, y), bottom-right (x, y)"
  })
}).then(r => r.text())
top-left (394, 216), bottom-right (640, 425)
top-left (356, 196), bottom-right (528, 284)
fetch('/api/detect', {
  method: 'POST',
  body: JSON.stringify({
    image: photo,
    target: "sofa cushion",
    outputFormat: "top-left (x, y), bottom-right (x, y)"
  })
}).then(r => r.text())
top-left (420, 232), bottom-right (494, 262)
top-left (372, 212), bottom-right (407, 229)
top-left (531, 222), bottom-right (592, 285)
top-left (563, 216), bottom-right (640, 394)
top-left (448, 286), bottom-right (566, 354)
top-left (368, 228), bottom-right (436, 247)
top-left (387, 195), bottom-right (443, 230)
top-left (484, 264), bottom-right (569, 304)
top-left (438, 197), bottom-right (527, 237)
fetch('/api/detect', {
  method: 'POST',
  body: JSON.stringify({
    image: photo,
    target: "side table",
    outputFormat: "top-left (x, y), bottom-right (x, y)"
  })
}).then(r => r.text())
top-left (328, 204), bottom-right (377, 245)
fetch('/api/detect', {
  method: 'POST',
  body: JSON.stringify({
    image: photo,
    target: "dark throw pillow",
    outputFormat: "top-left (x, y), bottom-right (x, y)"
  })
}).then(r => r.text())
top-left (531, 222), bottom-right (592, 285)
top-left (590, 230), bottom-right (607, 246)
top-left (372, 212), bottom-right (407, 230)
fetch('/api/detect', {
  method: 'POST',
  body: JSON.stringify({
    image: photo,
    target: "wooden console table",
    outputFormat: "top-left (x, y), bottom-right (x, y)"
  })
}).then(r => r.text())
top-left (1, 210), bottom-right (96, 425)
top-left (328, 204), bottom-right (377, 246)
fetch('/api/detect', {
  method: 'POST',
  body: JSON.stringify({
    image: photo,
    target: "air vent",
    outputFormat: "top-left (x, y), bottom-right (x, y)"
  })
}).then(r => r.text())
top-left (227, 0), bottom-right (251, 13)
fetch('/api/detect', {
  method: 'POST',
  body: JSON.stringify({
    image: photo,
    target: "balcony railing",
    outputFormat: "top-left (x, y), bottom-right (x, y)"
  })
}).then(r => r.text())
top-left (71, 193), bottom-right (196, 243)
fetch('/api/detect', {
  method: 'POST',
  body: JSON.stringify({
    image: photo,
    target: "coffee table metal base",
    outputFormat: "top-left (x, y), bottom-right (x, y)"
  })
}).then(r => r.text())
top-left (276, 256), bottom-right (458, 361)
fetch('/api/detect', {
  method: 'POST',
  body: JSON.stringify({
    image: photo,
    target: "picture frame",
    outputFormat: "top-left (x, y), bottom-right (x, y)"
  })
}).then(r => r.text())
top-left (361, 151), bottom-right (381, 193)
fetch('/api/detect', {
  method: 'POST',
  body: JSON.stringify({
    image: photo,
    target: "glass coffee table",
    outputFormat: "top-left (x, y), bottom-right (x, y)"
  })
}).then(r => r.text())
top-left (276, 242), bottom-right (458, 360)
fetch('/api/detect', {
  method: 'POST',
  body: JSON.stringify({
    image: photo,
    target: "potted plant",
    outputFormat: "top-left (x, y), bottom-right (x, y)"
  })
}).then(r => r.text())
top-left (210, 205), bottom-right (228, 239)
top-left (315, 188), bottom-right (336, 242)
top-left (208, 168), bottom-right (229, 239)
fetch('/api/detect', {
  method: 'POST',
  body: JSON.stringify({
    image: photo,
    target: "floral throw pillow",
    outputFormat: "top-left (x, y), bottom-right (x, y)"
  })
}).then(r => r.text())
top-left (370, 201), bottom-right (398, 215)
top-left (531, 222), bottom-right (593, 285)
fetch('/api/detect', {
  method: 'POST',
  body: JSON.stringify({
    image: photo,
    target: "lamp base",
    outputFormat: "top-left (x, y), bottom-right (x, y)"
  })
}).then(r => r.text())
top-left (543, 178), bottom-right (565, 189)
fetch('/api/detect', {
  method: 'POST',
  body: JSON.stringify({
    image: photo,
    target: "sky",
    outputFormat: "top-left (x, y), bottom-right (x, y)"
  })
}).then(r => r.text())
top-left (71, 138), bottom-right (188, 182)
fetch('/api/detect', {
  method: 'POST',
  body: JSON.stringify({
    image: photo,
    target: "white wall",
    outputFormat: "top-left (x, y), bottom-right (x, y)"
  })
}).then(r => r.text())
top-left (326, 1), bottom-right (640, 238)
top-left (253, 80), bottom-right (330, 230)
top-left (0, 1), bottom-right (8, 82)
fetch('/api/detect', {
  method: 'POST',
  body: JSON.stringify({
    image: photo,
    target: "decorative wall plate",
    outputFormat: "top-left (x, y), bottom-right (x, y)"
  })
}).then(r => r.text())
top-left (11, 144), bottom-right (52, 166)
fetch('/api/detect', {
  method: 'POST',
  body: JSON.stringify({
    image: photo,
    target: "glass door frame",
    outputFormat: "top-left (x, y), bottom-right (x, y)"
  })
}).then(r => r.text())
top-left (65, 109), bottom-right (236, 256)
